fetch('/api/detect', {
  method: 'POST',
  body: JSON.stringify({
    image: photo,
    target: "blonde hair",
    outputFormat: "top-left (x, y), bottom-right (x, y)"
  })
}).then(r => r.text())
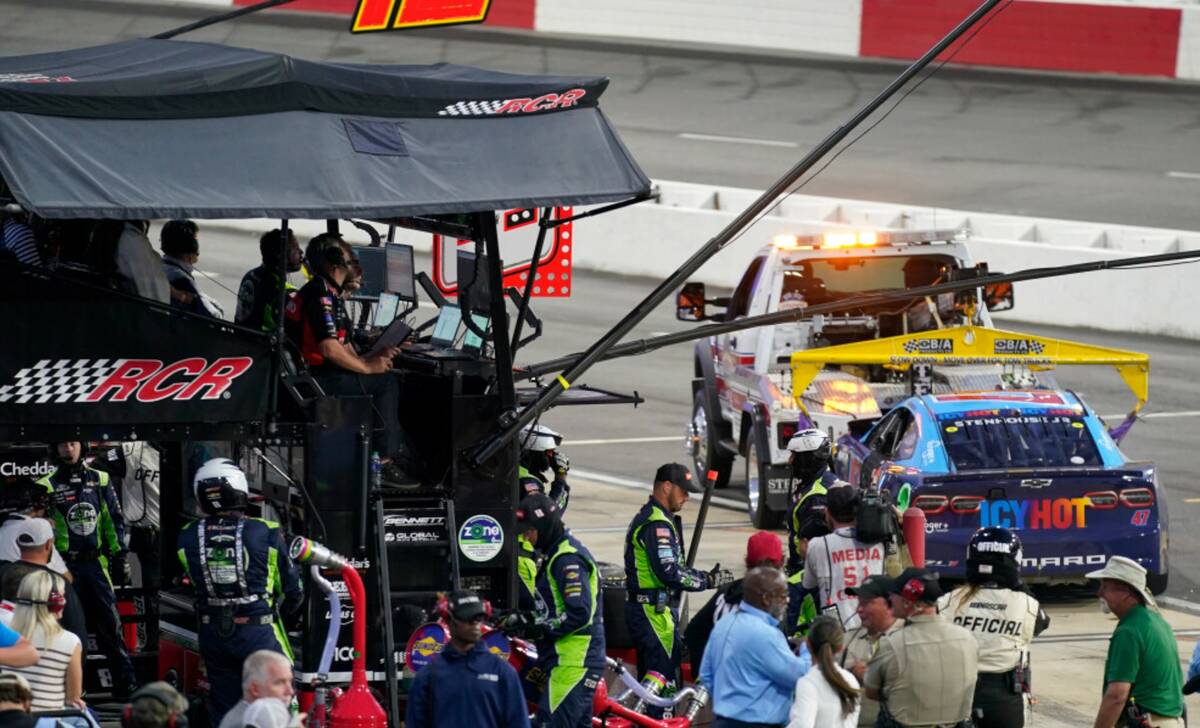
top-left (809, 615), bottom-right (860, 719)
top-left (10, 571), bottom-right (64, 643)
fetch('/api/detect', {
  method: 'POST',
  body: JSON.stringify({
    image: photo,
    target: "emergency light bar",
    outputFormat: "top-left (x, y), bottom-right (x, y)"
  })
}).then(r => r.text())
top-left (772, 228), bottom-right (966, 251)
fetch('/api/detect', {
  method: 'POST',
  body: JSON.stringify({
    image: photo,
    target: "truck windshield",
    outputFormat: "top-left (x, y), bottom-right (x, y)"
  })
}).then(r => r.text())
top-left (780, 253), bottom-right (957, 304)
top-left (938, 411), bottom-right (1103, 470)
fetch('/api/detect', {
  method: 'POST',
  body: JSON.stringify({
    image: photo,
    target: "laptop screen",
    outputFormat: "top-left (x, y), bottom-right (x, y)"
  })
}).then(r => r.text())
top-left (371, 292), bottom-right (400, 328)
top-left (430, 304), bottom-right (462, 348)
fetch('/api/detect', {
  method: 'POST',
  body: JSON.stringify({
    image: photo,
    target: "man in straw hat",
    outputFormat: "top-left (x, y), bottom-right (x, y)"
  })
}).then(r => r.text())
top-left (1088, 555), bottom-right (1182, 728)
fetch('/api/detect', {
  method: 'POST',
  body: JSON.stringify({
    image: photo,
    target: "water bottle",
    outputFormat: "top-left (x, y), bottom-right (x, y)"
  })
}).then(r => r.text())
top-left (370, 451), bottom-right (382, 489)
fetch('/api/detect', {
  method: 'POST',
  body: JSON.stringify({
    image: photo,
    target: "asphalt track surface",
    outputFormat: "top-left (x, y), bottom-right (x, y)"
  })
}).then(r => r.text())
top-left (4, 2), bottom-right (1200, 602)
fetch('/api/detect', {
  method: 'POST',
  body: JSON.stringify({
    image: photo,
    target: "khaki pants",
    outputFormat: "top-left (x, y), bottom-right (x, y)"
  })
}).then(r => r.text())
top-left (1147, 715), bottom-right (1184, 728)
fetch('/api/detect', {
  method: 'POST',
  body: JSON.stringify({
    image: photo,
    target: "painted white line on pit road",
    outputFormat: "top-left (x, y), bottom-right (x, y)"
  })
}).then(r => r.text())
top-left (1101, 410), bottom-right (1200, 420)
top-left (1157, 596), bottom-right (1200, 617)
top-left (572, 467), bottom-right (747, 511)
top-left (1167, 171), bottom-right (1200, 180)
top-left (678, 132), bottom-right (799, 149)
top-left (565, 436), bottom-right (681, 446)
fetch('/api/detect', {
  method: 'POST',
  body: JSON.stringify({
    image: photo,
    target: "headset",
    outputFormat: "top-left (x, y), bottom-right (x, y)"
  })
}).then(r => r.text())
top-left (435, 593), bottom-right (493, 623)
top-left (121, 684), bottom-right (189, 728)
top-left (14, 589), bottom-right (66, 615)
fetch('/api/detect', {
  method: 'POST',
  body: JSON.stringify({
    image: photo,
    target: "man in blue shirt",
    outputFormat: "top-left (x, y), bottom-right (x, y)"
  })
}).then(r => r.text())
top-left (700, 567), bottom-right (811, 728)
top-left (406, 590), bottom-right (530, 728)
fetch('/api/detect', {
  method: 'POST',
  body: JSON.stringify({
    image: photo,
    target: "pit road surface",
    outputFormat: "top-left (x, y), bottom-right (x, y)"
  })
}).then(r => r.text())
top-left (5, 4), bottom-right (1200, 722)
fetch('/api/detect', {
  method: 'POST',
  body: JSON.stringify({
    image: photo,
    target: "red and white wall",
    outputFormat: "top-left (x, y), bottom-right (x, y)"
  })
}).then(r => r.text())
top-left (227, 0), bottom-right (1200, 80)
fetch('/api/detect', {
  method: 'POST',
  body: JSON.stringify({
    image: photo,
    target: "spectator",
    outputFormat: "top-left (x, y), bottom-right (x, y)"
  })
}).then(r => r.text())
top-left (216, 650), bottom-right (295, 728)
top-left (700, 567), bottom-right (811, 728)
top-left (685, 531), bottom-right (783, 675)
top-left (0, 481), bottom-right (68, 575)
top-left (91, 220), bottom-right (170, 303)
top-left (406, 590), bottom-right (529, 728)
top-left (803, 487), bottom-right (884, 630)
top-left (285, 235), bottom-right (411, 482)
top-left (787, 615), bottom-right (860, 728)
top-left (0, 519), bottom-right (89, 657)
top-left (863, 568), bottom-right (976, 728)
top-left (7, 571), bottom-right (82, 711)
top-left (0, 215), bottom-right (41, 269)
top-left (1088, 556), bottom-right (1182, 728)
top-left (838, 575), bottom-right (901, 727)
top-left (0, 673), bottom-right (34, 728)
top-left (236, 229), bottom-right (302, 332)
top-left (122, 683), bottom-right (189, 728)
top-left (242, 698), bottom-right (302, 728)
top-left (161, 220), bottom-right (221, 318)
top-left (335, 239), bottom-right (363, 296)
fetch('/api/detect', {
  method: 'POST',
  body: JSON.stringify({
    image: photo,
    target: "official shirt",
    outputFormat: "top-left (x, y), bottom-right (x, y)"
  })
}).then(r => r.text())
top-left (802, 527), bottom-right (884, 630)
top-left (939, 586), bottom-right (1044, 672)
top-left (699, 602), bottom-right (811, 725)
top-left (864, 613), bottom-right (977, 727)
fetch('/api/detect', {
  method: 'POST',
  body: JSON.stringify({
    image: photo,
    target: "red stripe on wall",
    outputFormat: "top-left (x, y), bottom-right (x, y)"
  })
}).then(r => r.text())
top-left (860, 0), bottom-right (1181, 78)
top-left (234, 0), bottom-right (534, 28)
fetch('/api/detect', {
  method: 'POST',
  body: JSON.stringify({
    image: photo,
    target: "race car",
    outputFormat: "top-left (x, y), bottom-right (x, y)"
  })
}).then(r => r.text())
top-left (834, 389), bottom-right (1168, 593)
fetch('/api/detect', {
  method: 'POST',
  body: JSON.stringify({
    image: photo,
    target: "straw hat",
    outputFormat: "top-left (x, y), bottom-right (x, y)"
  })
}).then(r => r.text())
top-left (1086, 556), bottom-right (1158, 612)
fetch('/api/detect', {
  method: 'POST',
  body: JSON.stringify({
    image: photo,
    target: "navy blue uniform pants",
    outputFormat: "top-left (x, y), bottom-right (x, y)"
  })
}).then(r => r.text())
top-left (534, 668), bottom-right (601, 728)
top-left (199, 621), bottom-right (287, 726)
top-left (68, 560), bottom-right (137, 695)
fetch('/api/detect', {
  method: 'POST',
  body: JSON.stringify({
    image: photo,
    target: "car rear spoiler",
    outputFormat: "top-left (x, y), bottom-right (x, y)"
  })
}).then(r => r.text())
top-left (789, 325), bottom-right (1150, 443)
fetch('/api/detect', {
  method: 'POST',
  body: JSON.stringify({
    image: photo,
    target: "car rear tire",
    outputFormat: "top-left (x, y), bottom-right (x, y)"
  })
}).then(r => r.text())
top-left (1147, 570), bottom-right (1168, 596)
top-left (746, 434), bottom-right (783, 530)
top-left (687, 391), bottom-right (732, 493)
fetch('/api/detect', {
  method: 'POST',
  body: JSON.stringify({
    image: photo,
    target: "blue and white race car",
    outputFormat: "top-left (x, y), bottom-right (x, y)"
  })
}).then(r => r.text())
top-left (834, 390), bottom-right (1168, 593)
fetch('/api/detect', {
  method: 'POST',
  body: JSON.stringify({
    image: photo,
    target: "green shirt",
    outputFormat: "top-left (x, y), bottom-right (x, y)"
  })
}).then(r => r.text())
top-left (1103, 604), bottom-right (1183, 717)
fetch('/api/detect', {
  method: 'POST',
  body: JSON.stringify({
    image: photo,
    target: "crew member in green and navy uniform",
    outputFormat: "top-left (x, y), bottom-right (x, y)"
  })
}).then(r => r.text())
top-left (518, 424), bottom-right (571, 511)
top-left (38, 441), bottom-right (138, 697)
top-left (505, 493), bottom-right (604, 728)
top-left (785, 429), bottom-right (833, 636)
top-left (623, 463), bottom-right (732, 716)
top-left (176, 459), bottom-right (302, 726)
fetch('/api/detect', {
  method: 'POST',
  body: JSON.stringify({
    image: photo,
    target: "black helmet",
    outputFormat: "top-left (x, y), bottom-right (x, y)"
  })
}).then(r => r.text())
top-left (966, 527), bottom-right (1023, 588)
top-left (516, 493), bottom-right (563, 549)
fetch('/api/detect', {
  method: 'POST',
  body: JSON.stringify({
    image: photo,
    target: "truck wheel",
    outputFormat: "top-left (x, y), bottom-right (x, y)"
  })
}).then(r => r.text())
top-left (1147, 570), bottom-right (1168, 595)
top-left (687, 391), bottom-right (732, 493)
top-left (746, 435), bottom-right (782, 529)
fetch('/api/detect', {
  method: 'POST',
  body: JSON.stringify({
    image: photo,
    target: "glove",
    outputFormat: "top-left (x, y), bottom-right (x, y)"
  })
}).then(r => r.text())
top-left (551, 451), bottom-right (570, 476)
top-left (499, 611), bottom-right (544, 641)
top-left (109, 554), bottom-right (132, 587)
top-left (708, 564), bottom-right (734, 590)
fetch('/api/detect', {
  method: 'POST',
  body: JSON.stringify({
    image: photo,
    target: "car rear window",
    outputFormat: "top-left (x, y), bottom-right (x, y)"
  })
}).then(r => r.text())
top-left (939, 411), bottom-right (1102, 470)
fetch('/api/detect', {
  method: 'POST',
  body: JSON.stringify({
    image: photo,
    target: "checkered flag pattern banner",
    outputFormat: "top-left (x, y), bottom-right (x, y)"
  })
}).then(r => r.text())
top-left (1022, 340), bottom-right (1046, 354)
top-left (903, 340), bottom-right (922, 354)
top-left (438, 99), bottom-right (509, 116)
top-left (0, 359), bottom-right (120, 404)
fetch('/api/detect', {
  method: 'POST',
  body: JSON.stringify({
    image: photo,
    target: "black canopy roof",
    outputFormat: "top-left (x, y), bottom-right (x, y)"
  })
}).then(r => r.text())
top-left (0, 40), bottom-right (649, 219)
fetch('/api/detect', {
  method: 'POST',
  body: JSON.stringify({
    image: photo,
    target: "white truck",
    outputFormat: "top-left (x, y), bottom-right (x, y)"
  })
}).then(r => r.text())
top-left (678, 229), bottom-right (1014, 528)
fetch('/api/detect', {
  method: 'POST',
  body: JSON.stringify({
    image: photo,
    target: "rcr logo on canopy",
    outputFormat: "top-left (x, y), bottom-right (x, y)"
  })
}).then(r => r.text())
top-left (0, 358), bottom-right (254, 404)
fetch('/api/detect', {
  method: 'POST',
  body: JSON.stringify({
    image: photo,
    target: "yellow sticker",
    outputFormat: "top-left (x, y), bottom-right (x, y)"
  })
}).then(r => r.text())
top-left (1072, 421), bottom-right (1085, 429)
top-left (945, 426), bottom-right (959, 433)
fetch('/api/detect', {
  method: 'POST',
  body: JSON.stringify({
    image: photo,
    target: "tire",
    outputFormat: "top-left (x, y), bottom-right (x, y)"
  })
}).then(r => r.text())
top-left (1147, 570), bottom-right (1168, 596)
top-left (686, 390), bottom-right (732, 493)
top-left (746, 431), bottom-right (783, 529)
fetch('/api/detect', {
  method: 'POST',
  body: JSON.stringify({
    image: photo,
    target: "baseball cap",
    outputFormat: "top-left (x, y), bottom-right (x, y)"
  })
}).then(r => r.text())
top-left (14, 518), bottom-right (54, 549)
top-left (845, 574), bottom-right (892, 601)
top-left (888, 567), bottom-right (944, 602)
top-left (745, 531), bottom-right (783, 566)
top-left (654, 463), bottom-right (692, 487)
top-left (447, 590), bottom-right (487, 621)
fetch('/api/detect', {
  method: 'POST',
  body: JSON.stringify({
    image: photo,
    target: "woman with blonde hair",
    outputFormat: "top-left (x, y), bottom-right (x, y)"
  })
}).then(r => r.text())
top-left (787, 615), bottom-right (860, 728)
top-left (6, 571), bottom-right (83, 711)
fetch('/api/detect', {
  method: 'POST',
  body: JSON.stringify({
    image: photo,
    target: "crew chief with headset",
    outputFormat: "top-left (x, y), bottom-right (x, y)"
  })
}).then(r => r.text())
top-left (284, 233), bottom-right (411, 482)
top-left (177, 459), bottom-right (302, 726)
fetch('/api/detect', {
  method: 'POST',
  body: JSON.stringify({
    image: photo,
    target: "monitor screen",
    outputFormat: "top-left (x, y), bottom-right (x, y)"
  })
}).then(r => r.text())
top-left (430, 304), bottom-right (462, 348)
top-left (456, 249), bottom-right (491, 314)
top-left (354, 245), bottom-right (386, 298)
top-left (386, 243), bottom-right (417, 302)
top-left (372, 292), bottom-right (400, 328)
top-left (461, 313), bottom-right (490, 352)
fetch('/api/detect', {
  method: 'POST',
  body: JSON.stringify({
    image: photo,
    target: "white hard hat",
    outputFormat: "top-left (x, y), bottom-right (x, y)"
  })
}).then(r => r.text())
top-left (193, 458), bottom-right (249, 500)
top-left (519, 424), bottom-right (563, 453)
top-left (786, 428), bottom-right (829, 454)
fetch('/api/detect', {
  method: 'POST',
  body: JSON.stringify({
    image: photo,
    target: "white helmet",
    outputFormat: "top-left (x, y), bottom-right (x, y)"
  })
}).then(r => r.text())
top-left (786, 428), bottom-right (829, 454)
top-left (193, 458), bottom-right (250, 514)
top-left (519, 424), bottom-right (563, 453)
